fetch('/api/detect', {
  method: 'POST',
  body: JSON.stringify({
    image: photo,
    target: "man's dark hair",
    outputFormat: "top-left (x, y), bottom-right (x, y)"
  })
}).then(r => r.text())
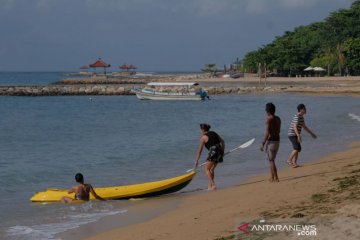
top-left (297, 103), bottom-right (306, 112)
top-left (75, 173), bottom-right (84, 183)
top-left (265, 102), bottom-right (276, 115)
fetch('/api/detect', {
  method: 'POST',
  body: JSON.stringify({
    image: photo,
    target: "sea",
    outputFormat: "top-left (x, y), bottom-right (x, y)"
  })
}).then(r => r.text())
top-left (0, 72), bottom-right (359, 239)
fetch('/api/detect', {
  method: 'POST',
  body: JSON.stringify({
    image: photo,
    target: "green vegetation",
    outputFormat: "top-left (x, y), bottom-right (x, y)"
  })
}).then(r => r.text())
top-left (214, 235), bottom-right (236, 240)
top-left (242, 0), bottom-right (360, 76)
top-left (337, 175), bottom-right (359, 189)
top-left (291, 212), bottom-right (305, 218)
top-left (311, 193), bottom-right (329, 203)
top-left (201, 64), bottom-right (218, 76)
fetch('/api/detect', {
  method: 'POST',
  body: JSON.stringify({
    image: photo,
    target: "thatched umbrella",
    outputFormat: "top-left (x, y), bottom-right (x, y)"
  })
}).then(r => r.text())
top-left (90, 58), bottom-right (111, 74)
top-left (129, 64), bottom-right (137, 71)
top-left (80, 65), bottom-right (89, 70)
top-left (119, 64), bottom-right (130, 72)
top-left (80, 65), bottom-right (89, 72)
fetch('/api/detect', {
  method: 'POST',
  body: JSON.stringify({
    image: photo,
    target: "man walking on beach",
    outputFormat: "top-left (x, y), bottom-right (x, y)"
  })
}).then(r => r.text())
top-left (287, 104), bottom-right (317, 168)
top-left (260, 103), bottom-right (281, 182)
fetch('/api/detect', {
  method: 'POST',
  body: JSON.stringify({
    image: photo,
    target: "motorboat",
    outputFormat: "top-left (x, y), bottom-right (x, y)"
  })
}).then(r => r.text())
top-left (131, 82), bottom-right (208, 100)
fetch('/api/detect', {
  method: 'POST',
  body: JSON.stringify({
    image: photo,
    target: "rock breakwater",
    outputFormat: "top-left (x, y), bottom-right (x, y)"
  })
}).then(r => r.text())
top-left (0, 85), bottom-right (259, 96)
top-left (0, 85), bottom-right (134, 96)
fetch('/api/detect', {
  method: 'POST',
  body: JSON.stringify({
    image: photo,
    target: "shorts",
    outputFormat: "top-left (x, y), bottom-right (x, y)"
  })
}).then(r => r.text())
top-left (207, 144), bottom-right (223, 163)
top-left (266, 141), bottom-right (280, 161)
top-left (288, 136), bottom-right (301, 152)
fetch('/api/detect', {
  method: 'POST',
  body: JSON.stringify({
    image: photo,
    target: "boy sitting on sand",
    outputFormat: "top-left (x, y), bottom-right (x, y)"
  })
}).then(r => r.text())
top-left (61, 173), bottom-right (106, 203)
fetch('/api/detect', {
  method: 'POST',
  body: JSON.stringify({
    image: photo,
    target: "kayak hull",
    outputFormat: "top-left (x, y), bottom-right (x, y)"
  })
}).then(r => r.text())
top-left (30, 171), bottom-right (196, 202)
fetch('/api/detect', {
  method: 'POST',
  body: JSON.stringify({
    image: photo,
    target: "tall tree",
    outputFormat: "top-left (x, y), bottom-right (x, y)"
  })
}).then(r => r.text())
top-left (241, 0), bottom-right (360, 76)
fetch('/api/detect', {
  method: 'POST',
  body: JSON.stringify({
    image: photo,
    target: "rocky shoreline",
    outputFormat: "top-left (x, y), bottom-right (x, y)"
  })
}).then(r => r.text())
top-left (0, 84), bottom-right (257, 96)
top-left (0, 85), bottom-right (136, 96)
top-left (0, 75), bottom-right (359, 96)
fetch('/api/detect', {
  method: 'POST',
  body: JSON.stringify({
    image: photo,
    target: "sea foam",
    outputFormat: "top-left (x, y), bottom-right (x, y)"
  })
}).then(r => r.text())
top-left (6, 209), bottom-right (127, 240)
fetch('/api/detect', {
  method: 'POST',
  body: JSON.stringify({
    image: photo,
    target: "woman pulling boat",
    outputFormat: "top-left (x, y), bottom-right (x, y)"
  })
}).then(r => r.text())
top-left (195, 123), bottom-right (225, 190)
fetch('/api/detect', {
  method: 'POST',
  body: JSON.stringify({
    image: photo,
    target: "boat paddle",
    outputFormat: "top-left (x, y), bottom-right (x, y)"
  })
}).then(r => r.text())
top-left (186, 138), bottom-right (255, 173)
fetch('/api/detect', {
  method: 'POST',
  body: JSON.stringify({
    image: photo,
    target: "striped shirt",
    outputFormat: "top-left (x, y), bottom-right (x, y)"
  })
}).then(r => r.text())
top-left (288, 114), bottom-right (305, 136)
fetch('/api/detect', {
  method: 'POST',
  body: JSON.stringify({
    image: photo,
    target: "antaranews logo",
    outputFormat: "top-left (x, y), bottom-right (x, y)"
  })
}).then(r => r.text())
top-left (238, 223), bottom-right (250, 234)
top-left (237, 220), bottom-right (317, 237)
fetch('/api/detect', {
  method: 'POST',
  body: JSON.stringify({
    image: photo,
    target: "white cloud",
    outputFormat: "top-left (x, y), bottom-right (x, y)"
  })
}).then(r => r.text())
top-left (172, 0), bottom-right (352, 16)
top-left (243, 0), bottom-right (356, 15)
top-left (2, 0), bottom-right (16, 10)
top-left (277, 0), bottom-right (321, 9)
top-left (245, 0), bottom-right (269, 15)
top-left (1, 0), bottom-right (355, 15)
top-left (0, 0), bottom-right (57, 11)
top-left (192, 0), bottom-right (237, 16)
top-left (35, 0), bottom-right (57, 9)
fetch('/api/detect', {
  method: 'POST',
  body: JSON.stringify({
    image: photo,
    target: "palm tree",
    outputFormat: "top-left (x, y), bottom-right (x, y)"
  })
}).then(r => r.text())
top-left (323, 48), bottom-right (335, 76)
top-left (201, 64), bottom-right (218, 76)
top-left (336, 43), bottom-right (346, 76)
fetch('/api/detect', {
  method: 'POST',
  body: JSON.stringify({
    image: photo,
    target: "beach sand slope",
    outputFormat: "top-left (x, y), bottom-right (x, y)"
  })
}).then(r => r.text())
top-left (88, 142), bottom-right (360, 240)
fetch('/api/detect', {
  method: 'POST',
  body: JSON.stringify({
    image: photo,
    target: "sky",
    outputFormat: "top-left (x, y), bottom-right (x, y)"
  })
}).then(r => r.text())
top-left (0, 0), bottom-right (356, 72)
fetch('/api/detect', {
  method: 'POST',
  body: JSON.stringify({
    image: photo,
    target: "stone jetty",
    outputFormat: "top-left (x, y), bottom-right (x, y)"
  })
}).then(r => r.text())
top-left (0, 85), bottom-right (134, 96)
top-left (0, 84), bottom-right (255, 96)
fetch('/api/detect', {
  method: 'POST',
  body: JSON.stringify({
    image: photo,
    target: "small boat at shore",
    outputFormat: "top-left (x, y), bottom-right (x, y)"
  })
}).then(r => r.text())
top-left (30, 171), bottom-right (196, 202)
top-left (131, 82), bottom-right (208, 100)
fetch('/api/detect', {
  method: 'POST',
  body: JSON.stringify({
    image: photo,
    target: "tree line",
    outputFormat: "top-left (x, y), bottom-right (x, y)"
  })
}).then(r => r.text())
top-left (242, 0), bottom-right (360, 76)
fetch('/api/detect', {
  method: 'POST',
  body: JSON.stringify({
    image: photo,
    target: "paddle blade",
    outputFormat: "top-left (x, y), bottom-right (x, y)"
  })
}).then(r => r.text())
top-left (240, 138), bottom-right (255, 148)
top-left (226, 138), bottom-right (255, 154)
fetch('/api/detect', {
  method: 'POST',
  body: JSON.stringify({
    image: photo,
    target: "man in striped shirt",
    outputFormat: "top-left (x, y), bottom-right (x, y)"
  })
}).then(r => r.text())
top-left (287, 104), bottom-right (317, 168)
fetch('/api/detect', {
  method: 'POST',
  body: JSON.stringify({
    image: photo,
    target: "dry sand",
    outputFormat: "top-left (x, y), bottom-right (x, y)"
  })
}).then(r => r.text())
top-left (197, 76), bottom-right (360, 96)
top-left (87, 142), bottom-right (360, 240)
top-left (153, 75), bottom-right (360, 96)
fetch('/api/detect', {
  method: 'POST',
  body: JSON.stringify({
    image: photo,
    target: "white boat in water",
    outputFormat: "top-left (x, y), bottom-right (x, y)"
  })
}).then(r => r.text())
top-left (131, 82), bottom-right (208, 100)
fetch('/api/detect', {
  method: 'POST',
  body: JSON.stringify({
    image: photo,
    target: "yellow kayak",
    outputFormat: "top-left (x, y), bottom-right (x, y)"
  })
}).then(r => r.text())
top-left (30, 171), bottom-right (196, 202)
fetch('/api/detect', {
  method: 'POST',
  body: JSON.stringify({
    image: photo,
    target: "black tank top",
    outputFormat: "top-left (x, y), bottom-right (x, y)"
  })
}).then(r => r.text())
top-left (205, 131), bottom-right (221, 150)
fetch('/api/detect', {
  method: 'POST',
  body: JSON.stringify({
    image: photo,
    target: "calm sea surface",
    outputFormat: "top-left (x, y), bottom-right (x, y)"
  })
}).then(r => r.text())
top-left (0, 72), bottom-right (67, 86)
top-left (0, 73), bottom-right (359, 239)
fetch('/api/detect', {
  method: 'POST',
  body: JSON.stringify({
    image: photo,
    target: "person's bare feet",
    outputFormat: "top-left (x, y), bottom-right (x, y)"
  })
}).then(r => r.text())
top-left (207, 185), bottom-right (217, 191)
top-left (269, 178), bottom-right (279, 183)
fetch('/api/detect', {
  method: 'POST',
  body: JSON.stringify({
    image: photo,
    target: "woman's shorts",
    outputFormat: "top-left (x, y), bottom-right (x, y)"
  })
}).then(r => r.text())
top-left (207, 144), bottom-right (223, 163)
top-left (288, 136), bottom-right (301, 152)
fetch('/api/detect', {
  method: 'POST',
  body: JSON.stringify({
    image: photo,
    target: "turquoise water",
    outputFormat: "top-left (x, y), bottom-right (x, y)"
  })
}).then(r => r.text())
top-left (0, 88), bottom-right (359, 239)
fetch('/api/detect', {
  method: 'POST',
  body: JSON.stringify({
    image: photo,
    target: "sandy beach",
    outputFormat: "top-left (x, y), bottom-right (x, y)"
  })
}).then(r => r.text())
top-left (83, 140), bottom-right (360, 240)
top-left (190, 75), bottom-right (360, 96)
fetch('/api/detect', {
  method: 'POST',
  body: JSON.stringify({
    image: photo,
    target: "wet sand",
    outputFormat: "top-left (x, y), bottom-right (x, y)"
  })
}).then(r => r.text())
top-left (85, 141), bottom-right (360, 240)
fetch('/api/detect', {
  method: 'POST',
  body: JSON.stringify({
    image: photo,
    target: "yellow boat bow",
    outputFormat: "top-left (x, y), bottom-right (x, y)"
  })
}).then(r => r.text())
top-left (30, 171), bottom-right (196, 202)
